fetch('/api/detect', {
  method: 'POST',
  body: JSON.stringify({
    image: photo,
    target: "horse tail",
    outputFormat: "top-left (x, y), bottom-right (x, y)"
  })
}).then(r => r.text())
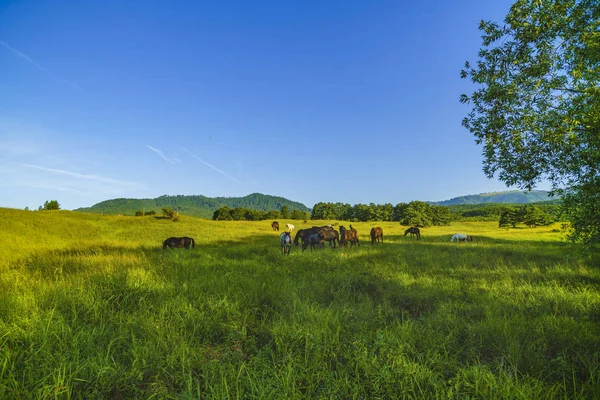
top-left (191, 238), bottom-right (195, 248)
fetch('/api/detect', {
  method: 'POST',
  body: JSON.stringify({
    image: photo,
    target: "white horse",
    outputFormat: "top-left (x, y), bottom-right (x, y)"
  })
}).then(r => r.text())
top-left (286, 223), bottom-right (295, 233)
top-left (280, 232), bottom-right (292, 255)
top-left (451, 233), bottom-right (472, 242)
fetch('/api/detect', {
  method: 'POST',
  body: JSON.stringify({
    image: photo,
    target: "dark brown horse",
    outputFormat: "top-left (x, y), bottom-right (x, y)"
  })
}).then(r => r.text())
top-left (321, 228), bottom-right (340, 248)
top-left (271, 221), bottom-right (280, 231)
top-left (294, 226), bottom-right (335, 246)
top-left (301, 232), bottom-right (325, 251)
top-left (404, 227), bottom-right (421, 240)
top-left (370, 227), bottom-right (384, 244)
top-left (163, 237), bottom-right (195, 249)
top-left (339, 225), bottom-right (360, 247)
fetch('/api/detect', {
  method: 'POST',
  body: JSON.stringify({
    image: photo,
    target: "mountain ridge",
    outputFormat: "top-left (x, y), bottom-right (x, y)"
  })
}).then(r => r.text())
top-left (75, 193), bottom-right (311, 219)
top-left (431, 190), bottom-right (556, 206)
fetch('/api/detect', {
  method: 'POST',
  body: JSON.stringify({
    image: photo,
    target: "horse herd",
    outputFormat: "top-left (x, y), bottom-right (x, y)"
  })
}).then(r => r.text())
top-left (161, 223), bottom-right (473, 255)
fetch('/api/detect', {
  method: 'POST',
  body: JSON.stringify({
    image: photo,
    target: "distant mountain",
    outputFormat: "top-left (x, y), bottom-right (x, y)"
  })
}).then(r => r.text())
top-left (432, 190), bottom-right (556, 206)
top-left (75, 193), bottom-right (311, 219)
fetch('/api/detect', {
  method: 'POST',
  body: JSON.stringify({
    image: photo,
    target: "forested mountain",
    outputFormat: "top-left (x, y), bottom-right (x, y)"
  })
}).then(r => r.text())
top-left (432, 190), bottom-right (555, 206)
top-left (75, 193), bottom-right (311, 219)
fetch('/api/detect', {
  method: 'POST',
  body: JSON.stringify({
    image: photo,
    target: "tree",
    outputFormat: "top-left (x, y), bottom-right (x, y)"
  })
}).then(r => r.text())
top-left (281, 206), bottom-right (291, 219)
top-left (42, 200), bottom-right (60, 210)
top-left (499, 207), bottom-right (522, 228)
top-left (230, 207), bottom-right (248, 221)
top-left (400, 201), bottom-right (433, 227)
top-left (290, 209), bottom-right (305, 220)
top-left (522, 204), bottom-right (554, 228)
top-left (212, 206), bottom-right (232, 220)
top-left (461, 0), bottom-right (600, 248)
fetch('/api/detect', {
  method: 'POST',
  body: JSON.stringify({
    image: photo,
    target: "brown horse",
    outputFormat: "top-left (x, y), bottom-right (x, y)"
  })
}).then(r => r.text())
top-left (271, 221), bottom-right (280, 231)
top-left (339, 225), bottom-right (360, 247)
top-left (294, 226), bottom-right (335, 246)
top-left (321, 228), bottom-right (340, 248)
top-left (163, 237), bottom-right (195, 249)
top-left (370, 227), bottom-right (384, 244)
top-left (404, 227), bottom-right (421, 240)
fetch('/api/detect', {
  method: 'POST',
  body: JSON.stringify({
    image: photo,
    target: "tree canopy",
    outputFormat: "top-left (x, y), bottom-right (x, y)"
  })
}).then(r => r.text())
top-left (41, 200), bottom-right (60, 210)
top-left (461, 0), bottom-right (600, 248)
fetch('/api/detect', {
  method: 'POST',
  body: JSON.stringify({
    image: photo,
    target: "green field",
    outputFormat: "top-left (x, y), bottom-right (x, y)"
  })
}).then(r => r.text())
top-left (1, 208), bottom-right (598, 399)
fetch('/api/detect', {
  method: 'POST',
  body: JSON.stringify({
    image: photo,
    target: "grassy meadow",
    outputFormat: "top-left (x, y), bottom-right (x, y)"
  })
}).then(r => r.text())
top-left (0, 208), bottom-right (599, 399)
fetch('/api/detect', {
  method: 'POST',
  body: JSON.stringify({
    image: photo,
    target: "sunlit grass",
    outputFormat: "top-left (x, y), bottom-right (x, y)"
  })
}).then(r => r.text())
top-left (0, 208), bottom-right (598, 398)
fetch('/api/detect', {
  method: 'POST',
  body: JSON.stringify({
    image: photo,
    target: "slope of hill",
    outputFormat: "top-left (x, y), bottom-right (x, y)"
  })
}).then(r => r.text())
top-left (75, 193), bottom-right (311, 219)
top-left (432, 190), bottom-right (555, 206)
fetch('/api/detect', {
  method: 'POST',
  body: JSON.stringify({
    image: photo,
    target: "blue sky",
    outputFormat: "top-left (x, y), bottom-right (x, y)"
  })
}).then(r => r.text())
top-left (0, 0), bottom-right (545, 211)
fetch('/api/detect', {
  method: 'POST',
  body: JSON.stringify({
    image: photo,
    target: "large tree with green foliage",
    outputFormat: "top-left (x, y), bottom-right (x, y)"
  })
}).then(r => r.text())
top-left (461, 0), bottom-right (600, 248)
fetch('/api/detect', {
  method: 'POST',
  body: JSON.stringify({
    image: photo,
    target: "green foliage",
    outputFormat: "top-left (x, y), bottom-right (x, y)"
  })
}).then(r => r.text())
top-left (76, 193), bottom-right (311, 219)
top-left (161, 207), bottom-right (179, 221)
top-left (461, 0), bottom-right (600, 247)
top-left (281, 205), bottom-right (290, 219)
top-left (212, 206), bottom-right (233, 221)
top-left (522, 205), bottom-right (554, 228)
top-left (135, 210), bottom-right (157, 216)
top-left (499, 208), bottom-right (522, 228)
top-left (290, 209), bottom-right (309, 220)
top-left (310, 201), bottom-right (451, 226)
top-left (499, 205), bottom-right (555, 228)
top-left (42, 200), bottom-right (60, 210)
top-left (0, 208), bottom-right (598, 398)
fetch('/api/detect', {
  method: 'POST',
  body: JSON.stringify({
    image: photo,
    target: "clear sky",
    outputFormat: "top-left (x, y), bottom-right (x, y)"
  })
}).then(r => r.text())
top-left (0, 0), bottom-right (547, 211)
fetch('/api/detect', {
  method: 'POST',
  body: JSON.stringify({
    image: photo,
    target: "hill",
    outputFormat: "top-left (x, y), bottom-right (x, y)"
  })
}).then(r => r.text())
top-left (432, 190), bottom-right (556, 206)
top-left (75, 193), bottom-right (311, 219)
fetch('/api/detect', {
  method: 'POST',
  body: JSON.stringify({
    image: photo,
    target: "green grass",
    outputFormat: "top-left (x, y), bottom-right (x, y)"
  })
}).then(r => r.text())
top-left (1, 208), bottom-right (598, 398)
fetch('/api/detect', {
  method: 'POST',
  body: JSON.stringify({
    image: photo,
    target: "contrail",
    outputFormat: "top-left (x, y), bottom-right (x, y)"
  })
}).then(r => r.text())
top-left (146, 145), bottom-right (176, 165)
top-left (22, 163), bottom-right (139, 186)
top-left (181, 147), bottom-right (241, 184)
top-left (0, 40), bottom-right (84, 91)
top-left (27, 182), bottom-right (91, 197)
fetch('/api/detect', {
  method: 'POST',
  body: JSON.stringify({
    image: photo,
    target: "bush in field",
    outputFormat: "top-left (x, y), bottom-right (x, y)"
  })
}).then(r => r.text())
top-left (162, 207), bottom-right (179, 221)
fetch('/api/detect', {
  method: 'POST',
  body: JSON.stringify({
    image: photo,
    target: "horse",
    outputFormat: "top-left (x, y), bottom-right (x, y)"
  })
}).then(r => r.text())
top-left (339, 225), bottom-right (360, 247)
top-left (163, 237), bottom-right (195, 249)
top-left (370, 227), bottom-right (384, 244)
top-left (303, 232), bottom-right (324, 251)
top-left (286, 223), bottom-right (295, 233)
top-left (321, 228), bottom-right (340, 248)
top-left (294, 226), bottom-right (334, 247)
top-left (271, 221), bottom-right (280, 231)
top-left (280, 232), bottom-right (292, 255)
top-left (451, 233), bottom-right (473, 242)
top-left (404, 227), bottom-right (421, 240)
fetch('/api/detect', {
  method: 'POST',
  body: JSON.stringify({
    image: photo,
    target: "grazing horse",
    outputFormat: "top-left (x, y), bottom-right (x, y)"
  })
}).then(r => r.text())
top-left (286, 223), bottom-right (295, 233)
top-left (404, 227), bottom-right (421, 240)
top-left (303, 232), bottom-right (324, 251)
top-left (280, 232), bottom-right (292, 255)
top-left (370, 227), bottom-right (384, 244)
top-left (321, 228), bottom-right (340, 248)
top-left (451, 233), bottom-right (473, 242)
top-left (339, 225), bottom-right (360, 247)
top-left (294, 226), bottom-right (335, 247)
top-left (163, 237), bottom-right (195, 249)
top-left (272, 221), bottom-right (280, 231)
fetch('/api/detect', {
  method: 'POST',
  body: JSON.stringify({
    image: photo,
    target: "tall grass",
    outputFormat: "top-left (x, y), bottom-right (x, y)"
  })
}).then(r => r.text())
top-left (0, 208), bottom-right (598, 398)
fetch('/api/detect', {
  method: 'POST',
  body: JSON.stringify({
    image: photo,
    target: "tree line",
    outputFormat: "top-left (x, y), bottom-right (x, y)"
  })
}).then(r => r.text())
top-left (310, 201), bottom-right (452, 226)
top-left (212, 205), bottom-right (310, 221)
